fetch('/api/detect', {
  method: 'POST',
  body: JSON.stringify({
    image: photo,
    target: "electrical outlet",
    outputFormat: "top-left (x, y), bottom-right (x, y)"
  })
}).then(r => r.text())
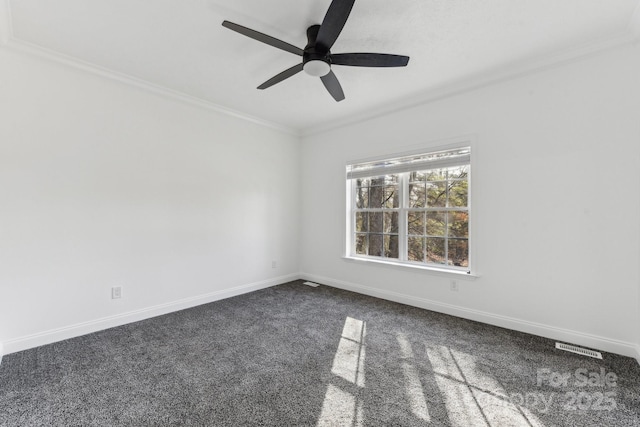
top-left (450, 280), bottom-right (459, 292)
top-left (272, 261), bottom-right (277, 269)
top-left (111, 286), bottom-right (122, 299)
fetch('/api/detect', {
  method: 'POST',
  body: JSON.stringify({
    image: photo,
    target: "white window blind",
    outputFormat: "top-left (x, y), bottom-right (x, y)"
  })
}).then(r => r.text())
top-left (347, 146), bottom-right (471, 179)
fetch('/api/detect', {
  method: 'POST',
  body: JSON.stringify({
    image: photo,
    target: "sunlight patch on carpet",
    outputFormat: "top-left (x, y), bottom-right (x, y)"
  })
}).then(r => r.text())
top-left (426, 345), bottom-right (546, 427)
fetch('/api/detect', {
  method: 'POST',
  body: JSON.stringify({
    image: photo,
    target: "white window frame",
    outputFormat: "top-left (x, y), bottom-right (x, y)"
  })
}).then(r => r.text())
top-left (345, 141), bottom-right (474, 276)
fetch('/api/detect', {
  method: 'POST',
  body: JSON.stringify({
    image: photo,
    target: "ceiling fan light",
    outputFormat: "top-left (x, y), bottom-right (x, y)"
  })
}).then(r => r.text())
top-left (303, 60), bottom-right (331, 77)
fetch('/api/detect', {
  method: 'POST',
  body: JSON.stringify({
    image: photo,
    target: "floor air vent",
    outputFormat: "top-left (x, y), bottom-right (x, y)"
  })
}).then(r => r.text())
top-left (303, 281), bottom-right (319, 287)
top-left (555, 342), bottom-right (602, 359)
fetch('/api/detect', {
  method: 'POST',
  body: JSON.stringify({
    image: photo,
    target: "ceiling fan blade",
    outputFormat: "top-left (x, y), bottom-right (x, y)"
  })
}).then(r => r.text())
top-left (320, 70), bottom-right (345, 102)
top-left (316, 0), bottom-right (356, 52)
top-left (257, 63), bottom-right (304, 90)
top-left (222, 21), bottom-right (304, 56)
top-left (330, 53), bottom-right (410, 67)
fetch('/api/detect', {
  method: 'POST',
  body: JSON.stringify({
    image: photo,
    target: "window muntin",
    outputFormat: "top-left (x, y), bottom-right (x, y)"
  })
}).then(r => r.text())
top-left (348, 147), bottom-right (471, 272)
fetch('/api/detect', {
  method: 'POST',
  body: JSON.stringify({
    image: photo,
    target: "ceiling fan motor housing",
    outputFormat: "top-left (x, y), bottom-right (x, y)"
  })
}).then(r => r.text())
top-left (303, 25), bottom-right (331, 76)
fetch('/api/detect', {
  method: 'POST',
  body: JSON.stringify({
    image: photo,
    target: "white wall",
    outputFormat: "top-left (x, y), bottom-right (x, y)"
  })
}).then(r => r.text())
top-left (0, 47), bottom-right (300, 354)
top-left (300, 43), bottom-right (640, 357)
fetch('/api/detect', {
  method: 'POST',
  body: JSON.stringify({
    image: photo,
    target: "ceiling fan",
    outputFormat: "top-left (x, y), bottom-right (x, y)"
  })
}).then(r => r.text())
top-left (222, 0), bottom-right (410, 102)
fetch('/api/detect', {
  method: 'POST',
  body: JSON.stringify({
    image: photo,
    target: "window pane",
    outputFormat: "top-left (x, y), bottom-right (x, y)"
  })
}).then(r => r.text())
top-left (427, 182), bottom-right (447, 207)
top-left (365, 176), bottom-right (398, 208)
top-left (448, 238), bottom-right (469, 267)
top-left (369, 234), bottom-right (384, 257)
top-left (383, 175), bottom-right (398, 184)
top-left (355, 186), bottom-right (369, 208)
top-left (369, 175), bottom-right (397, 184)
top-left (355, 212), bottom-right (368, 233)
top-left (356, 178), bottom-right (372, 187)
top-left (409, 183), bottom-right (426, 208)
top-left (368, 186), bottom-right (383, 208)
top-left (426, 211), bottom-right (446, 236)
top-left (448, 166), bottom-right (469, 179)
top-left (383, 185), bottom-right (399, 208)
top-left (448, 180), bottom-right (468, 207)
top-left (448, 211), bottom-right (468, 238)
top-left (369, 212), bottom-right (384, 233)
top-left (408, 212), bottom-right (424, 235)
top-left (426, 169), bottom-right (447, 181)
top-left (409, 171), bottom-right (427, 182)
top-left (426, 237), bottom-right (446, 265)
top-left (355, 234), bottom-right (367, 255)
top-left (408, 237), bottom-right (424, 262)
top-left (385, 235), bottom-right (399, 259)
top-left (384, 212), bottom-right (398, 233)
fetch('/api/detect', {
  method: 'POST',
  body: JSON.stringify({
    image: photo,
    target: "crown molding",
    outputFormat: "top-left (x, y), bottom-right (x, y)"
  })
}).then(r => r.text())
top-left (302, 30), bottom-right (637, 137)
top-left (2, 36), bottom-right (299, 137)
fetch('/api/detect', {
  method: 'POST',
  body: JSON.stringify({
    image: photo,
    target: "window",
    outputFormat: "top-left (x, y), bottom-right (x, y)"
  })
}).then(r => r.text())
top-left (346, 145), bottom-right (471, 273)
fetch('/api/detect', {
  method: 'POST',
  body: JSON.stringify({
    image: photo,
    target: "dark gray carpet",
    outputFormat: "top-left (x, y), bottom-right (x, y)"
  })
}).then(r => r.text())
top-left (1, 280), bottom-right (639, 426)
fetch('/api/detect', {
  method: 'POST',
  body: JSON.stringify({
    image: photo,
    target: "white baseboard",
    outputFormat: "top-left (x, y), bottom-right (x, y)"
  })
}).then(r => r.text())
top-left (301, 272), bottom-right (639, 359)
top-left (1, 273), bottom-right (299, 356)
top-left (0, 341), bottom-right (3, 366)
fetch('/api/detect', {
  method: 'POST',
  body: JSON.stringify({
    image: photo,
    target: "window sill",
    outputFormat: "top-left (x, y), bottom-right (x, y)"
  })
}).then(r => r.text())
top-left (342, 255), bottom-right (479, 278)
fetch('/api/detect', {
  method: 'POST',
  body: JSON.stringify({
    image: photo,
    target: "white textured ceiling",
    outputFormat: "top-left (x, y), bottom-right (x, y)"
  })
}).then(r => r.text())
top-left (4, 0), bottom-right (640, 133)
